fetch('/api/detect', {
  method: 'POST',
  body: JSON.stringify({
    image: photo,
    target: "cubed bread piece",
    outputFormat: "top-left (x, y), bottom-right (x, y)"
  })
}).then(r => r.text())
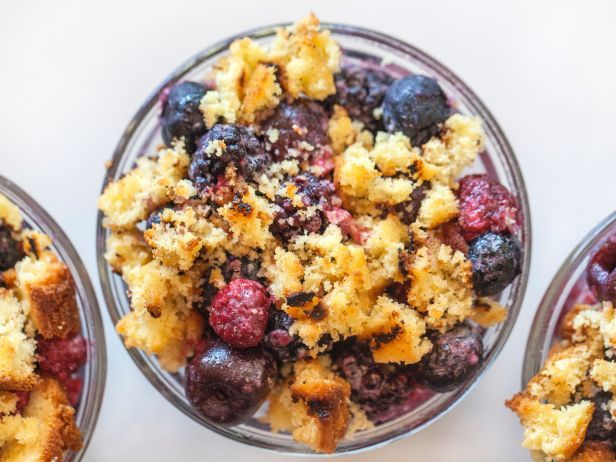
top-left (569, 441), bottom-right (616, 462)
top-left (15, 252), bottom-right (79, 339)
top-left (269, 13), bottom-right (340, 100)
top-left (267, 358), bottom-right (350, 454)
top-left (506, 393), bottom-right (593, 460)
top-left (417, 183), bottom-right (459, 228)
top-left (98, 147), bottom-right (189, 229)
top-left (0, 195), bottom-right (22, 231)
top-left (469, 297), bottom-right (508, 328)
top-left (525, 344), bottom-right (593, 406)
top-left (359, 296), bottom-right (431, 365)
top-left (0, 377), bottom-right (81, 461)
top-left (590, 359), bottom-right (616, 394)
top-left (0, 289), bottom-right (37, 391)
top-left (104, 229), bottom-right (152, 274)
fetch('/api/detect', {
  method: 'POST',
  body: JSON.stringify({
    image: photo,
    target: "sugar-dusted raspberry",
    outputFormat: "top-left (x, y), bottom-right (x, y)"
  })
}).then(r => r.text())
top-left (36, 335), bottom-right (88, 382)
top-left (458, 174), bottom-right (520, 241)
top-left (209, 279), bottom-right (271, 348)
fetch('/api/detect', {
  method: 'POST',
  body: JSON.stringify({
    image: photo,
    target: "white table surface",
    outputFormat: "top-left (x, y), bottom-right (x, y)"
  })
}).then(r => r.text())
top-left (2, 0), bottom-right (616, 460)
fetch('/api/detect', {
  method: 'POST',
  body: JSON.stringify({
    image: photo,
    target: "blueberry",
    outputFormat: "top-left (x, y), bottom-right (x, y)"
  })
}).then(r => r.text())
top-left (263, 309), bottom-right (301, 361)
top-left (262, 100), bottom-right (328, 159)
top-left (0, 226), bottom-right (23, 271)
top-left (586, 391), bottom-right (616, 441)
top-left (418, 323), bottom-right (483, 392)
top-left (161, 82), bottom-right (207, 152)
top-left (329, 65), bottom-right (394, 132)
top-left (468, 232), bottom-right (522, 296)
top-left (185, 340), bottom-right (277, 426)
top-left (144, 204), bottom-right (173, 230)
top-left (382, 75), bottom-right (450, 146)
top-left (188, 124), bottom-right (270, 190)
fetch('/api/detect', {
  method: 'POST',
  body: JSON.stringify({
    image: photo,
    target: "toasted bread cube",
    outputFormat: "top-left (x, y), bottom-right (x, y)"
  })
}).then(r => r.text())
top-left (15, 253), bottom-right (79, 339)
top-left (569, 441), bottom-right (616, 462)
top-left (506, 393), bottom-right (593, 460)
top-left (0, 289), bottom-right (37, 391)
top-left (267, 358), bottom-right (350, 454)
top-left (0, 377), bottom-right (81, 461)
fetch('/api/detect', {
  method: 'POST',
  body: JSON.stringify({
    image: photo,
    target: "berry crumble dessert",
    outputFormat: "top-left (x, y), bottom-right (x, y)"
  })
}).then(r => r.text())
top-left (99, 14), bottom-right (523, 453)
top-left (0, 194), bottom-right (87, 461)
top-left (507, 235), bottom-right (616, 461)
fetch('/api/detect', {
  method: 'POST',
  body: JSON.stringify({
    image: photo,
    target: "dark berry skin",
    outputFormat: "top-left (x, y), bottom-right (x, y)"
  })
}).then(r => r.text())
top-left (333, 341), bottom-right (416, 420)
top-left (0, 226), bottom-right (23, 271)
top-left (382, 75), bottom-right (450, 147)
top-left (263, 309), bottom-right (301, 361)
top-left (329, 65), bottom-right (393, 132)
top-left (468, 232), bottom-right (522, 296)
top-left (185, 340), bottom-right (277, 426)
top-left (418, 324), bottom-right (483, 392)
top-left (263, 100), bottom-right (328, 159)
top-left (586, 391), bottom-right (616, 441)
top-left (270, 174), bottom-right (335, 241)
top-left (188, 124), bottom-right (270, 190)
top-left (393, 182), bottom-right (428, 225)
top-left (587, 235), bottom-right (616, 304)
top-left (209, 279), bottom-right (270, 348)
top-left (161, 82), bottom-right (207, 152)
top-left (145, 204), bottom-right (173, 230)
top-left (221, 255), bottom-right (262, 283)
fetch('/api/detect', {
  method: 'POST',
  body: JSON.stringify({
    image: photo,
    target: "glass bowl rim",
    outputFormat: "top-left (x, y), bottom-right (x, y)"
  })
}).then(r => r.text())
top-left (96, 21), bottom-right (532, 456)
top-left (0, 174), bottom-right (107, 461)
top-left (522, 210), bottom-right (616, 387)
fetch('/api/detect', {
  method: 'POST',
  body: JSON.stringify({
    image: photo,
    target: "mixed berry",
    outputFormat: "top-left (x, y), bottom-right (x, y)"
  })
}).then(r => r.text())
top-left (100, 14), bottom-right (523, 453)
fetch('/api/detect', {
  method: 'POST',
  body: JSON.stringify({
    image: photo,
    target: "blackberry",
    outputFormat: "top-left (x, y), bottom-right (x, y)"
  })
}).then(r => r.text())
top-left (270, 174), bottom-right (335, 241)
top-left (329, 65), bottom-right (394, 132)
top-left (161, 81), bottom-right (207, 152)
top-left (188, 124), bottom-right (269, 190)
top-left (221, 254), bottom-right (262, 283)
top-left (0, 226), bottom-right (23, 271)
top-left (382, 75), bottom-right (450, 146)
top-left (586, 391), bottom-right (616, 441)
top-left (333, 341), bottom-right (416, 420)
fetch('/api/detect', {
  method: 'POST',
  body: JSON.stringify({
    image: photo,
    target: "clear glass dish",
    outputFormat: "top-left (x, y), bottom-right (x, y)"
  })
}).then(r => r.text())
top-left (96, 23), bottom-right (531, 455)
top-left (522, 211), bottom-right (616, 386)
top-left (0, 175), bottom-right (106, 461)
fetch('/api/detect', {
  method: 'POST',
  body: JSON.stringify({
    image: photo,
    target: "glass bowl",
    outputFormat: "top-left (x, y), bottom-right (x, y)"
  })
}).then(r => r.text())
top-left (96, 22), bottom-right (531, 455)
top-left (523, 211), bottom-right (616, 386)
top-left (0, 175), bottom-right (106, 461)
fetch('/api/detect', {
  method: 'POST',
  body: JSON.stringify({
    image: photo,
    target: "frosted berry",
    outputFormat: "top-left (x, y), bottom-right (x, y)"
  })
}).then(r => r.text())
top-left (209, 279), bottom-right (270, 348)
top-left (468, 232), bottom-right (522, 296)
top-left (458, 174), bottom-right (520, 241)
top-left (161, 81), bottom-right (207, 152)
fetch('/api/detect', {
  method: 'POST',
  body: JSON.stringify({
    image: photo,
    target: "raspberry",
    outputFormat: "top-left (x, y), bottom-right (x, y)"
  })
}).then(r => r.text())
top-left (333, 341), bottom-right (418, 421)
top-left (438, 220), bottom-right (469, 254)
top-left (587, 235), bottom-right (616, 304)
top-left (64, 377), bottom-right (84, 407)
top-left (458, 174), bottom-right (520, 241)
top-left (328, 65), bottom-right (394, 132)
top-left (209, 279), bottom-right (270, 348)
top-left (36, 335), bottom-right (88, 382)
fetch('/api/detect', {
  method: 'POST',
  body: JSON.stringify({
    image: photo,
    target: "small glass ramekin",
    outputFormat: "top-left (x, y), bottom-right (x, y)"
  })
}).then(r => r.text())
top-left (522, 211), bottom-right (616, 386)
top-left (96, 23), bottom-right (531, 455)
top-left (0, 175), bottom-right (107, 461)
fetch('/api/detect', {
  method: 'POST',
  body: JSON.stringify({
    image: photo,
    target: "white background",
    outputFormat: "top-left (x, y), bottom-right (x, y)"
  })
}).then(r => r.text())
top-left (1, 0), bottom-right (616, 460)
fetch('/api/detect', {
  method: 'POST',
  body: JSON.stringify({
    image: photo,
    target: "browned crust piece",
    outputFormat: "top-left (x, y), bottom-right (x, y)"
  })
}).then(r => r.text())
top-left (570, 441), bottom-right (616, 462)
top-left (21, 257), bottom-right (80, 339)
top-left (290, 375), bottom-right (350, 454)
top-left (0, 377), bottom-right (81, 461)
